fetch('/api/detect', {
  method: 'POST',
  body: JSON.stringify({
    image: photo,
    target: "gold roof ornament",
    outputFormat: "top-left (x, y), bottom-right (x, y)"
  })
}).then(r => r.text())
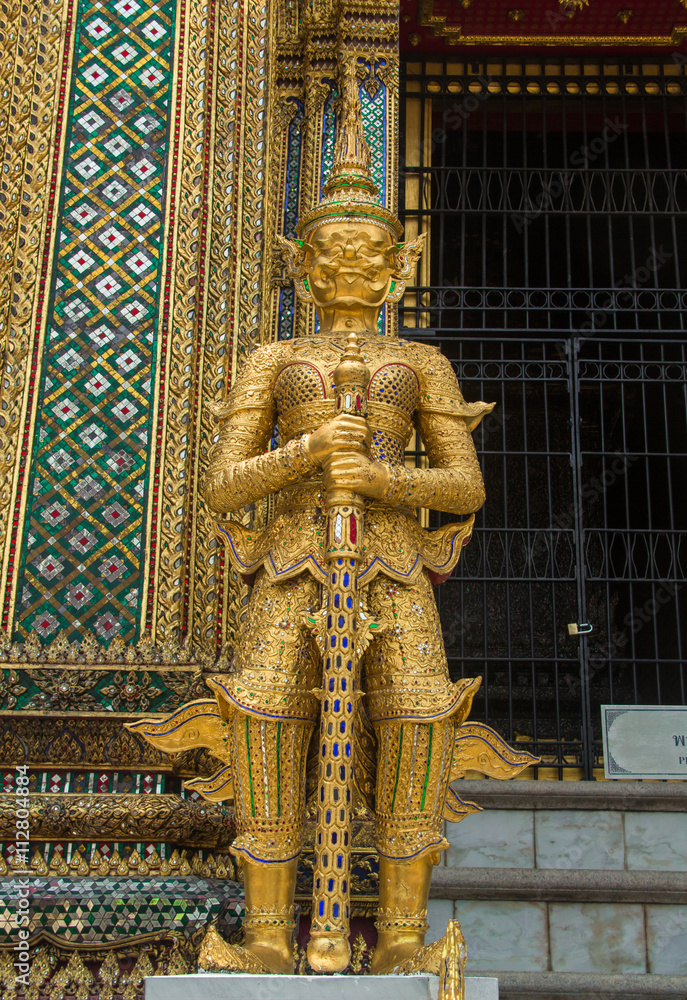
top-left (296, 59), bottom-right (403, 241)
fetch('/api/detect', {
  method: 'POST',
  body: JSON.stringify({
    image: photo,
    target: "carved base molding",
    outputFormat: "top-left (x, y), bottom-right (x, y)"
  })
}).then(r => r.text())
top-left (0, 716), bottom-right (224, 771)
top-left (0, 844), bottom-right (236, 880)
top-left (0, 934), bottom-right (205, 1000)
top-left (0, 794), bottom-right (234, 848)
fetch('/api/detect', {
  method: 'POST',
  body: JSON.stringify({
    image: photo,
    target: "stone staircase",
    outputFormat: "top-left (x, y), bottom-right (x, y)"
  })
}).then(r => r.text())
top-left (427, 780), bottom-right (687, 1000)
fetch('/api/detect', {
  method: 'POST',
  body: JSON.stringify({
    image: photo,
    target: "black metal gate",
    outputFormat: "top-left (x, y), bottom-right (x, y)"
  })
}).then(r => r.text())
top-left (400, 56), bottom-right (687, 777)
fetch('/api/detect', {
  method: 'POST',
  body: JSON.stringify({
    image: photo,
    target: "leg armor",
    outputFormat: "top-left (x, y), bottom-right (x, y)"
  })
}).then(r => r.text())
top-left (374, 718), bottom-right (455, 863)
top-left (224, 670), bottom-right (314, 975)
top-left (362, 572), bottom-right (469, 973)
top-left (210, 570), bottom-right (321, 974)
top-left (211, 570), bottom-right (321, 864)
top-left (230, 713), bottom-right (314, 866)
top-left (371, 718), bottom-right (456, 972)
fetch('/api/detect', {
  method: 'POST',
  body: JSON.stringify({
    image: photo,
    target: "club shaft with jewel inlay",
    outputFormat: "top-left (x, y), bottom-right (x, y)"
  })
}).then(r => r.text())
top-left (306, 330), bottom-right (370, 973)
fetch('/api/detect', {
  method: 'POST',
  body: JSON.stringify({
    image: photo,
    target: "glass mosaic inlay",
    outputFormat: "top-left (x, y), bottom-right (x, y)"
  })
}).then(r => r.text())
top-left (279, 101), bottom-right (305, 342)
top-left (361, 82), bottom-right (386, 201)
top-left (0, 876), bottom-right (244, 946)
top-left (320, 85), bottom-right (338, 198)
top-left (14, 0), bottom-right (176, 644)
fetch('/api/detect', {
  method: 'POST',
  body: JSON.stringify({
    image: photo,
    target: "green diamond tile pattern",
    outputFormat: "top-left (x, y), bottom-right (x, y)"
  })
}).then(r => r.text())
top-left (14, 0), bottom-right (176, 645)
top-left (320, 85), bottom-right (338, 197)
top-left (361, 82), bottom-right (386, 202)
top-left (0, 877), bottom-right (245, 945)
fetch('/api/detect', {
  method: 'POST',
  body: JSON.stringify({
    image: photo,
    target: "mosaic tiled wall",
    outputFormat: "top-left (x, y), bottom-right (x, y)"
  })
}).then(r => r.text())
top-left (0, 0), bottom-right (397, 652)
top-left (0, 7), bottom-right (399, 991)
top-left (13, 0), bottom-right (176, 646)
top-left (0, 0), bottom-right (276, 655)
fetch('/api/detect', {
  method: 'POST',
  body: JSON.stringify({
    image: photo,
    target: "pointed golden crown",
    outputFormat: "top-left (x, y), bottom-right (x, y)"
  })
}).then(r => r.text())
top-left (296, 59), bottom-right (403, 240)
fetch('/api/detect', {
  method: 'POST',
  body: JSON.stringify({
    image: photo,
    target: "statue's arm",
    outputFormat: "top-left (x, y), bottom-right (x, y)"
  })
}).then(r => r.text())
top-left (385, 351), bottom-right (493, 516)
top-left (203, 346), bottom-right (317, 514)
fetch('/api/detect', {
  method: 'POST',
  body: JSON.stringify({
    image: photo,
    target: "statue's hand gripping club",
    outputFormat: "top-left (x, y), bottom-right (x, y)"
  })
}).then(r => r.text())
top-left (305, 412), bottom-right (371, 467)
top-left (305, 331), bottom-right (383, 973)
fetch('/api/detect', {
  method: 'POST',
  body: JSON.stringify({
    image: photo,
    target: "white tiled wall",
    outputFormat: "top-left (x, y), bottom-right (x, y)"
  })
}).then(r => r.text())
top-left (426, 900), bottom-right (687, 974)
top-left (445, 810), bottom-right (534, 869)
top-left (444, 809), bottom-right (687, 871)
top-left (432, 806), bottom-right (687, 974)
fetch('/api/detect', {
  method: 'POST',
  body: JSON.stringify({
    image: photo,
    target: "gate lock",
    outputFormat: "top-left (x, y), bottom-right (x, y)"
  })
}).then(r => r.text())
top-left (567, 623), bottom-right (594, 636)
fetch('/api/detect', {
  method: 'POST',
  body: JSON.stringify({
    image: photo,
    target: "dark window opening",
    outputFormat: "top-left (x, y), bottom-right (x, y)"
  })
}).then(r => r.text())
top-left (401, 57), bottom-right (687, 777)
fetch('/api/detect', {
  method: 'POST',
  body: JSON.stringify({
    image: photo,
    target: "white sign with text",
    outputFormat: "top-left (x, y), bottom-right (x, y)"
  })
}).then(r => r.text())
top-left (602, 705), bottom-right (687, 780)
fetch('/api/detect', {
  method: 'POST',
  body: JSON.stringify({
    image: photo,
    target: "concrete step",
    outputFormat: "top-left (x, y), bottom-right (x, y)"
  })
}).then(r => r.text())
top-left (496, 972), bottom-right (687, 999)
top-left (460, 779), bottom-right (687, 812)
top-left (431, 866), bottom-right (687, 903)
top-left (426, 883), bottom-right (686, 978)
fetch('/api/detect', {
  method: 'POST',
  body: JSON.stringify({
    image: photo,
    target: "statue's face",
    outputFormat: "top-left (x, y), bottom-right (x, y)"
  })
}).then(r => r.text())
top-left (304, 221), bottom-right (395, 313)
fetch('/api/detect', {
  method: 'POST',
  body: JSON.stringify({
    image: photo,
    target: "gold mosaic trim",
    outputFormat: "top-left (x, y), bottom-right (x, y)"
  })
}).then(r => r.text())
top-left (0, 0), bottom-right (75, 625)
top-left (417, 0), bottom-right (687, 46)
top-left (0, 630), bottom-right (229, 668)
top-left (189, 0), bottom-right (272, 653)
top-left (0, 846), bottom-right (235, 879)
top-left (152, 0), bottom-right (216, 644)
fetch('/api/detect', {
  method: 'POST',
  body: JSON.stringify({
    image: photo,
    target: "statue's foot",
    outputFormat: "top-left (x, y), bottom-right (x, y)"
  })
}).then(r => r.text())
top-left (198, 924), bottom-right (294, 975)
top-left (370, 934), bottom-right (433, 976)
top-left (371, 936), bottom-right (443, 976)
top-left (243, 939), bottom-right (295, 976)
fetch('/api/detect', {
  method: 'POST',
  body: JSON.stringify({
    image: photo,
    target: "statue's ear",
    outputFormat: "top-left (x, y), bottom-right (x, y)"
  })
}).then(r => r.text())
top-left (387, 232), bottom-right (427, 302)
top-left (275, 234), bottom-right (313, 303)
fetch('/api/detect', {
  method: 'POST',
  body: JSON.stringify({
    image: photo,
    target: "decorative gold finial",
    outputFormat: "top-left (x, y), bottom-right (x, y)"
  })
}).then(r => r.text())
top-left (295, 58), bottom-right (403, 240)
top-left (276, 54), bottom-right (427, 334)
top-left (323, 59), bottom-right (376, 198)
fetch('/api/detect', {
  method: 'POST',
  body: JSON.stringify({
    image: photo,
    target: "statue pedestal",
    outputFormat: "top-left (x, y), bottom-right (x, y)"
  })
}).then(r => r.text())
top-left (144, 974), bottom-right (498, 999)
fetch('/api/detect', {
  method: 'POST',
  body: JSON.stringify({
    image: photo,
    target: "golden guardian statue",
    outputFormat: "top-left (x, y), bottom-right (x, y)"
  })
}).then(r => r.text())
top-left (128, 59), bottom-right (537, 984)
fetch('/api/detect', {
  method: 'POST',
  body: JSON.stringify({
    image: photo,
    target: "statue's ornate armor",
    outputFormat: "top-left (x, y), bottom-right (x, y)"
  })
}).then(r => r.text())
top-left (203, 332), bottom-right (494, 867)
top-left (128, 59), bottom-right (538, 977)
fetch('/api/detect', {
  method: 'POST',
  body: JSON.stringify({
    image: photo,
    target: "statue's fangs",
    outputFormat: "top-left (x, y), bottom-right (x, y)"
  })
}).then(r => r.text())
top-left (127, 57), bottom-right (538, 985)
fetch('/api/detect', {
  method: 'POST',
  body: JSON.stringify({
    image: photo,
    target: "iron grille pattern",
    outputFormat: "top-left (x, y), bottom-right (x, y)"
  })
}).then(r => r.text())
top-left (400, 57), bottom-right (687, 777)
